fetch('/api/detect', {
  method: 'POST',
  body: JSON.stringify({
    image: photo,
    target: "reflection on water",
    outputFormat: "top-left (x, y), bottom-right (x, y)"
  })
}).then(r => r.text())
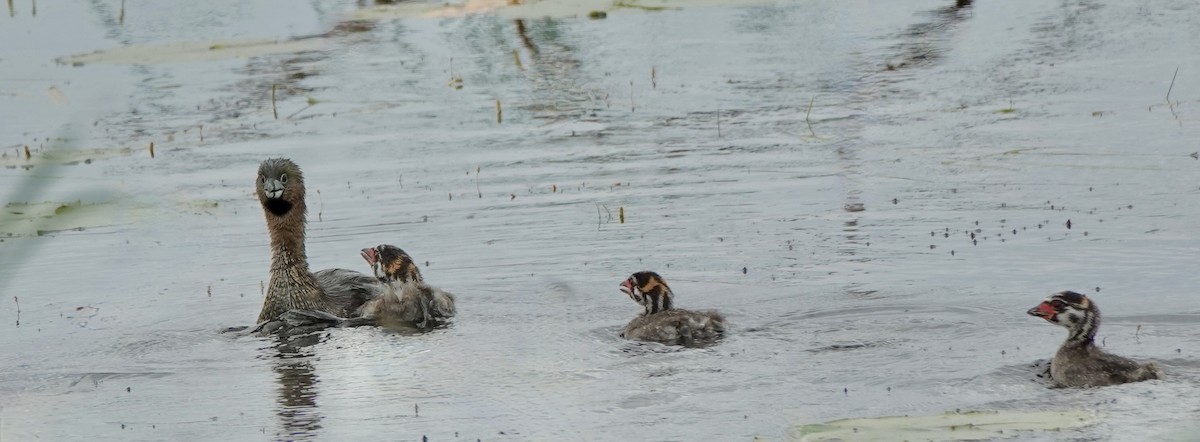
top-left (269, 337), bottom-right (324, 440)
top-left (4, 0), bottom-right (1200, 440)
top-left (263, 322), bottom-right (441, 440)
top-left (510, 17), bottom-right (596, 122)
top-left (885, 0), bottom-right (976, 71)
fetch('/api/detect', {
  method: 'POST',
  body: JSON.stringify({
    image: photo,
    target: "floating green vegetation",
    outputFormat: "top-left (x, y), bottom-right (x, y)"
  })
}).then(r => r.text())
top-left (0, 146), bottom-right (134, 169)
top-left (614, 1), bottom-right (671, 11)
top-left (59, 38), bottom-right (327, 65)
top-left (1, 201), bottom-right (115, 237)
top-left (349, 0), bottom-right (775, 20)
top-left (997, 99), bottom-right (1017, 114)
top-left (791, 410), bottom-right (1097, 441)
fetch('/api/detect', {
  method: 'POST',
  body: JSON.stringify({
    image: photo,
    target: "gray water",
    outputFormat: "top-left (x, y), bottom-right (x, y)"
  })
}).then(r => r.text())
top-left (2, 0), bottom-right (1200, 440)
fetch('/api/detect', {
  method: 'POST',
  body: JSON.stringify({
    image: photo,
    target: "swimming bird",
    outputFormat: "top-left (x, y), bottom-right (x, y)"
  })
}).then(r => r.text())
top-left (255, 158), bottom-right (383, 324)
top-left (618, 271), bottom-right (725, 346)
top-left (1027, 291), bottom-right (1162, 387)
top-left (357, 244), bottom-right (456, 329)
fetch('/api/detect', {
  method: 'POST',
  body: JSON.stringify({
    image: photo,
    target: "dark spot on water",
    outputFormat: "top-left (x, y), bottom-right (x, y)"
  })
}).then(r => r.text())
top-left (742, 267), bottom-right (747, 274)
top-left (1066, 219), bottom-right (1072, 229)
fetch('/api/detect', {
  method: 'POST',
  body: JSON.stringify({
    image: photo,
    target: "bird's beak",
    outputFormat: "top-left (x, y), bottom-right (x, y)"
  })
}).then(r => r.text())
top-left (263, 179), bottom-right (284, 199)
top-left (619, 279), bottom-right (634, 295)
top-left (361, 247), bottom-right (378, 266)
top-left (1027, 302), bottom-right (1055, 321)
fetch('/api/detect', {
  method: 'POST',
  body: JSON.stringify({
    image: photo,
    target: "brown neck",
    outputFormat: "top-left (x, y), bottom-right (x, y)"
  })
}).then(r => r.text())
top-left (266, 198), bottom-right (309, 273)
top-left (257, 197), bottom-right (333, 323)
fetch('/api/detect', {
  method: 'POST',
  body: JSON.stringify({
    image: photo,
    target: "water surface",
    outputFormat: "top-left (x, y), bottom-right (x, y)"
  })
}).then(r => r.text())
top-left (2, 0), bottom-right (1199, 440)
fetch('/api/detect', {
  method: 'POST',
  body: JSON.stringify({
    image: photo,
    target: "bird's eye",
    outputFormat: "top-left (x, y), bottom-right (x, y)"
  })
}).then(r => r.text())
top-left (1050, 300), bottom-right (1066, 308)
top-left (280, 173), bottom-right (288, 184)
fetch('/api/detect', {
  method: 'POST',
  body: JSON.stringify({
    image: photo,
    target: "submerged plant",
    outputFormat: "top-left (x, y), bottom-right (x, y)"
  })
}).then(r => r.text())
top-left (0, 129), bottom-right (119, 301)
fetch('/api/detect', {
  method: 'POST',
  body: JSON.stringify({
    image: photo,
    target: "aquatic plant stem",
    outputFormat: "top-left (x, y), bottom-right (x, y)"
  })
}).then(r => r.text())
top-left (1166, 66), bottom-right (1179, 103)
top-left (630, 81), bottom-right (635, 112)
top-left (286, 105), bottom-right (312, 120)
top-left (316, 189), bottom-right (323, 222)
top-left (272, 84), bottom-right (278, 120)
top-left (806, 96), bottom-right (816, 137)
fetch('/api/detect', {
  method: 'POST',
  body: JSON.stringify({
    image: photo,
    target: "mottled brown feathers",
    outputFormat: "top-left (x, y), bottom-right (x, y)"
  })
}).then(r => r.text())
top-left (256, 158), bottom-right (338, 323)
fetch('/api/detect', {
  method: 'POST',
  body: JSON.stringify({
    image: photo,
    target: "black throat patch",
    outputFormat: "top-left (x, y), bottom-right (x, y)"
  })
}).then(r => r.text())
top-left (265, 199), bottom-right (293, 216)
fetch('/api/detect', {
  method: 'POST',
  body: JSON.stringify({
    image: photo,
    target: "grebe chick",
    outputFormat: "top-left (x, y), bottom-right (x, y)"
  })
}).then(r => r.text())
top-left (1028, 291), bottom-right (1163, 387)
top-left (618, 271), bottom-right (725, 346)
top-left (357, 244), bottom-right (456, 328)
top-left (254, 158), bottom-right (383, 323)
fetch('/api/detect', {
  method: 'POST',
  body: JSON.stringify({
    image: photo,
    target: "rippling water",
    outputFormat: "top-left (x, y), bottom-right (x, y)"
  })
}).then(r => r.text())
top-left (2, 0), bottom-right (1199, 440)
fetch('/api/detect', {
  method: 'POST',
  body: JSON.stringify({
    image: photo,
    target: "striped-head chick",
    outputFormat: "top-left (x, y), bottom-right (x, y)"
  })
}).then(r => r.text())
top-left (619, 271), bottom-right (675, 315)
top-left (1028, 291), bottom-right (1100, 342)
top-left (360, 244), bottom-right (424, 283)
